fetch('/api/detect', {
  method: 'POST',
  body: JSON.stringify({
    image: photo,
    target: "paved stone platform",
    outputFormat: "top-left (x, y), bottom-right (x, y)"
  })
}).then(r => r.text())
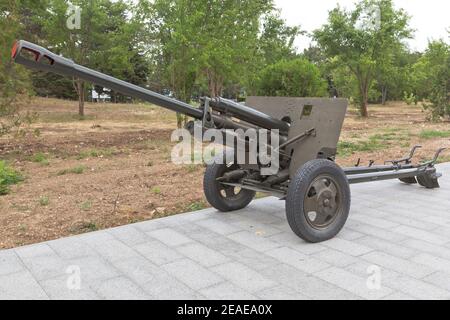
top-left (1, 163), bottom-right (450, 300)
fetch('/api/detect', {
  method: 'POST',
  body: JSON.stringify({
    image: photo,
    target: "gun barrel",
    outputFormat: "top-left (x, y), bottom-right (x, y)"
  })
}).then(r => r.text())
top-left (12, 40), bottom-right (204, 119)
top-left (12, 40), bottom-right (289, 134)
top-left (209, 98), bottom-right (290, 134)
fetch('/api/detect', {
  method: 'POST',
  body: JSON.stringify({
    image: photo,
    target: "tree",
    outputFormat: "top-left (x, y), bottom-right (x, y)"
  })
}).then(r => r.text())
top-left (413, 40), bottom-right (450, 121)
top-left (43, 0), bottom-right (145, 116)
top-left (0, 0), bottom-right (33, 135)
top-left (245, 10), bottom-right (302, 95)
top-left (256, 58), bottom-right (328, 97)
top-left (314, 0), bottom-right (412, 117)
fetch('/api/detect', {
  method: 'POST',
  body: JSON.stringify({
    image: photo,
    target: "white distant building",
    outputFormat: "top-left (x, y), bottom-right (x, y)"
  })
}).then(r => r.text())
top-left (91, 88), bottom-right (111, 102)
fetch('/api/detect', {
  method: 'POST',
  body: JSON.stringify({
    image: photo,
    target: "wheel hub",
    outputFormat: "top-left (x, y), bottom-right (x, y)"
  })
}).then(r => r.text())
top-left (303, 176), bottom-right (342, 229)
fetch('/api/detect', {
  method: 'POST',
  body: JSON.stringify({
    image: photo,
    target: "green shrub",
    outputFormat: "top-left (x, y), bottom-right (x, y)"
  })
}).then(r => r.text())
top-left (30, 152), bottom-right (49, 166)
top-left (256, 58), bottom-right (328, 97)
top-left (0, 161), bottom-right (23, 195)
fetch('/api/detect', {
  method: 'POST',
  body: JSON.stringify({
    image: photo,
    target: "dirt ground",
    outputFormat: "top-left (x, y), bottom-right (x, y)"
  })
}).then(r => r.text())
top-left (0, 97), bottom-right (449, 249)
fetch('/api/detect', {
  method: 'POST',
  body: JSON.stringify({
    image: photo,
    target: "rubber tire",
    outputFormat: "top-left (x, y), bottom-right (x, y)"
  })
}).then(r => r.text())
top-left (203, 163), bottom-right (256, 212)
top-left (286, 159), bottom-right (351, 243)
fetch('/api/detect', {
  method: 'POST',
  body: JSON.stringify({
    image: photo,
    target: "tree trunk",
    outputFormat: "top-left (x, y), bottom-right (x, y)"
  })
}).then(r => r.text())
top-left (381, 86), bottom-right (388, 105)
top-left (359, 83), bottom-right (369, 118)
top-left (360, 90), bottom-right (369, 117)
top-left (76, 80), bottom-right (85, 117)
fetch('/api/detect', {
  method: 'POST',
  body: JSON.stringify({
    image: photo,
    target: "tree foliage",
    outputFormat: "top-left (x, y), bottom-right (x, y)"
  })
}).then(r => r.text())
top-left (314, 0), bottom-right (412, 117)
top-left (0, 0), bottom-right (34, 135)
top-left (256, 59), bottom-right (327, 97)
top-left (413, 41), bottom-right (450, 121)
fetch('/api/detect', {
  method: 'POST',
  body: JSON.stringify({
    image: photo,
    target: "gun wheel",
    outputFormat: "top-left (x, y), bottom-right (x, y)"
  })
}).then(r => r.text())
top-left (286, 159), bottom-right (351, 243)
top-left (204, 162), bottom-right (255, 212)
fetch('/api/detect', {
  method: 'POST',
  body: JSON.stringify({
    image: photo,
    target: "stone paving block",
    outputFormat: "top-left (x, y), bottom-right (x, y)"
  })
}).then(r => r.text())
top-left (382, 291), bottom-right (415, 300)
top-left (420, 215), bottom-right (450, 228)
top-left (227, 231), bottom-right (281, 253)
top-left (39, 275), bottom-right (99, 300)
top-left (354, 236), bottom-right (417, 259)
top-left (227, 218), bottom-right (284, 237)
top-left (267, 232), bottom-right (327, 255)
top-left (66, 256), bottom-right (120, 283)
top-left (223, 248), bottom-right (280, 271)
top-left (47, 237), bottom-right (97, 260)
top-left (163, 258), bottom-right (223, 291)
top-left (78, 231), bottom-right (115, 243)
top-left (19, 250), bottom-right (68, 281)
top-left (200, 282), bottom-right (257, 300)
top-left (147, 228), bottom-right (193, 247)
top-left (211, 262), bottom-right (276, 293)
top-left (107, 226), bottom-right (150, 247)
top-left (188, 230), bottom-right (249, 255)
top-left (0, 270), bottom-right (48, 300)
top-left (133, 219), bottom-right (166, 232)
top-left (391, 225), bottom-right (448, 245)
top-left (133, 240), bottom-right (183, 266)
top-left (336, 229), bottom-right (365, 241)
top-left (176, 242), bottom-right (229, 267)
top-left (431, 226), bottom-right (450, 239)
top-left (344, 260), bottom-right (400, 282)
top-left (315, 267), bottom-right (393, 300)
top-left (85, 239), bottom-right (141, 263)
top-left (423, 271), bottom-right (450, 291)
top-left (311, 249), bottom-right (359, 268)
top-left (385, 215), bottom-right (439, 231)
top-left (322, 238), bottom-right (374, 257)
top-left (351, 215), bottom-right (399, 229)
top-left (112, 256), bottom-right (161, 285)
top-left (237, 206), bottom-right (285, 223)
top-left (411, 253), bottom-right (450, 273)
top-left (361, 251), bottom-right (434, 279)
top-left (346, 222), bottom-right (407, 242)
top-left (15, 243), bottom-right (55, 259)
top-left (140, 271), bottom-right (203, 300)
top-left (400, 239), bottom-right (450, 260)
top-left (91, 276), bottom-right (151, 300)
top-left (266, 247), bottom-right (329, 274)
top-left (195, 218), bottom-right (242, 235)
top-left (259, 264), bottom-right (360, 300)
top-left (0, 250), bottom-right (25, 276)
top-left (256, 285), bottom-right (309, 300)
top-left (383, 275), bottom-right (450, 300)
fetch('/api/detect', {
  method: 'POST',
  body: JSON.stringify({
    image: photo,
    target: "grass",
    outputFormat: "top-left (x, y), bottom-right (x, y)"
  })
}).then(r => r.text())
top-left (70, 221), bottom-right (98, 234)
top-left (187, 201), bottom-right (206, 211)
top-left (57, 165), bottom-right (86, 176)
top-left (76, 148), bottom-right (118, 160)
top-left (436, 155), bottom-right (450, 164)
top-left (29, 152), bottom-right (49, 166)
top-left (338, 140), bottom-right (384, 157)
top-left (338, 129), bottom-right (412, 158)
top-left (0, 161), bottom-right (23, 195)
top-left (419, 130), bottom-right (450, 139)
top-left (79, 200), bottom-right (92, 211)
top-left (39, 196), bottom-right (49, 206)
top-left (151, 186), bottom-right (161, 194)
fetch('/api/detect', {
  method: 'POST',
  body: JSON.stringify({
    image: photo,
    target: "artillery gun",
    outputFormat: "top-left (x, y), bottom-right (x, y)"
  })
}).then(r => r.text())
top-left (11, 40), bottom-right (445, 243)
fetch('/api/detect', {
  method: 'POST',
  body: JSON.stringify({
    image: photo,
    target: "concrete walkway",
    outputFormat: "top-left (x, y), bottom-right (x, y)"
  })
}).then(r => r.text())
top-left (1, 163), bottom-right (450, 300)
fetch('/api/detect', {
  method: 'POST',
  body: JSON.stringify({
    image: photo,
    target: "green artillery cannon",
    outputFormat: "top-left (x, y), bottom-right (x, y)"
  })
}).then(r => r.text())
top-left (11, 40), bottom-right (445, 243)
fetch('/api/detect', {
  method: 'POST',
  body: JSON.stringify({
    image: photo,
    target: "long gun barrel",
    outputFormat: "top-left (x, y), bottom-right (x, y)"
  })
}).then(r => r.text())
top-left (11, 40), bottom-right (289, 134)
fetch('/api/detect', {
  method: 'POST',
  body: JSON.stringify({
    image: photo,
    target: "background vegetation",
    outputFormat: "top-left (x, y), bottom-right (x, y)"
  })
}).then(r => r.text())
top-left (0, 0), bottom-right (449, 127)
